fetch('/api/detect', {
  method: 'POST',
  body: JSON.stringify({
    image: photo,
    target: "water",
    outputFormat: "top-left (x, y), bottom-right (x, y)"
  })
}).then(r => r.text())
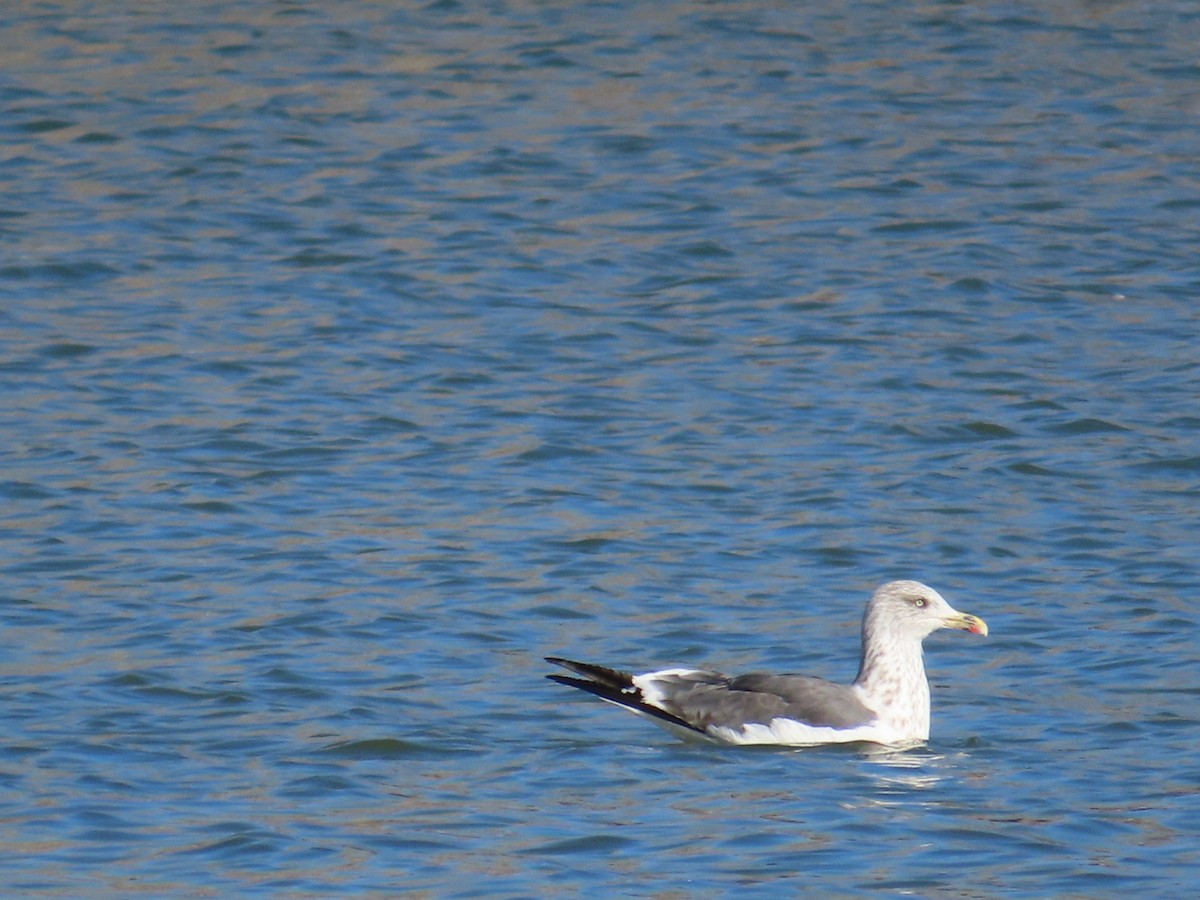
top-left (3, 0), bottom-right (1199, 896)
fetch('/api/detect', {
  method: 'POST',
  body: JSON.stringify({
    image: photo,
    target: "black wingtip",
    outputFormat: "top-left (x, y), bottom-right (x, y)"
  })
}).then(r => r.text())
top-left (545, 668), bottom-right (706, 736)
top-left (545, 673), bottom-right (591, 689)
top-left (544, 657), bottom-right (635, 689)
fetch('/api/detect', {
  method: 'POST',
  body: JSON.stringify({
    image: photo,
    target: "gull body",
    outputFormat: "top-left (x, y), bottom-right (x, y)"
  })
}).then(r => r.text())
top-left (546, 580), bottom-right (988, 747)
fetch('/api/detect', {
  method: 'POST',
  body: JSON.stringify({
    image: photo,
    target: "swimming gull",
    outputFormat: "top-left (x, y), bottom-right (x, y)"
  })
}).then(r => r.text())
top-left (546, 580), bottom-right (988, 746)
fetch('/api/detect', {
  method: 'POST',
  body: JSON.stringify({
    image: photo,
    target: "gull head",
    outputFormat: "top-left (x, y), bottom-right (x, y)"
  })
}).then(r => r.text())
top-left (865, 580), bottom-right (989, 643)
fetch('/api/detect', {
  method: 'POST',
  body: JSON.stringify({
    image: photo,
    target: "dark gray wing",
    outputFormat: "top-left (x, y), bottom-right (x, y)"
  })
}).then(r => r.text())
top-left (662, 673), bottom-right (875, 730)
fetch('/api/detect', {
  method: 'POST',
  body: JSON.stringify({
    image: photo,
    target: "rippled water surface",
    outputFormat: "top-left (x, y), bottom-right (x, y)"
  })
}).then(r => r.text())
top-left (4, 1), bottom-right (1200, 896)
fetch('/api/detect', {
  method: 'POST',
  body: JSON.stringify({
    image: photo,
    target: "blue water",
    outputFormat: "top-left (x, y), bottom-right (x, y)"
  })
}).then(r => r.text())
top-left (3, 1), bottom-right (1200, 896)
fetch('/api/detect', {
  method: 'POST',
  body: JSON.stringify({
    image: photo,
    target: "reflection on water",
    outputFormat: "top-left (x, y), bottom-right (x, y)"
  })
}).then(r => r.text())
top-left (860, 746), bottom-right (949, 792)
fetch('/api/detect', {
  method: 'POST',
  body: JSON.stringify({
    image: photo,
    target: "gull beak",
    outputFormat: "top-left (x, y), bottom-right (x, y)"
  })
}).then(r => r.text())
top-left (945, 611), bottom-right (989, 637)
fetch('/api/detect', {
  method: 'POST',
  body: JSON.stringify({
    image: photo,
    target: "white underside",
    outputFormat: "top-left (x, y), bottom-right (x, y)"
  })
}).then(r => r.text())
top-left (706, 717), bottom-right (912, 747)
top-left (623, 705), bottom-right (918, 747)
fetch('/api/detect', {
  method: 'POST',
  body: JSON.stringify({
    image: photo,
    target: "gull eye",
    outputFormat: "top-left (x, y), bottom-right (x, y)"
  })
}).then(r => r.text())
top-left (909, 596), bottom-right (927, 608)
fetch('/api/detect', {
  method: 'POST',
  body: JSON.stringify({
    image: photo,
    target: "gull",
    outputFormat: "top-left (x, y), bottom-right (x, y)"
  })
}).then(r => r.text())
top-left (546, 580), bottom-right (988, 746)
